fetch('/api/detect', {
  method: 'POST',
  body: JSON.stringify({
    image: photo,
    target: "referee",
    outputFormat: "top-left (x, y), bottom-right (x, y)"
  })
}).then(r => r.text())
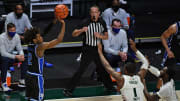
top-left (63, 5), bottom-right (115, 96)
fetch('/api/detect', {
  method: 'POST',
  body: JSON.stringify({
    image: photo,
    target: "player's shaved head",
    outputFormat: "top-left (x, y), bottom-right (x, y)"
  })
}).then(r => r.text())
top-left (124, 62), bottom-right (136, 74)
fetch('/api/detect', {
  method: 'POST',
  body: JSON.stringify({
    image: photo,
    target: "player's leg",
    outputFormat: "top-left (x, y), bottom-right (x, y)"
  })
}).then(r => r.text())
top-left (26, 74), bottom-right (35, 100)
top-left (26, 75), bottom-right (40, 100)
top-left (37, 76), bottom-right (44, 101)
top-left (63, 51), bottom-right (93, 96)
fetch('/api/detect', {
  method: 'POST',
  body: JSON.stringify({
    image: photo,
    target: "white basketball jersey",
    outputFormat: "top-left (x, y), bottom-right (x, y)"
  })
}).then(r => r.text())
top-left (157, 79), bottom-right (178, 101)
top-left (120, 75), bottom-right (146, 101)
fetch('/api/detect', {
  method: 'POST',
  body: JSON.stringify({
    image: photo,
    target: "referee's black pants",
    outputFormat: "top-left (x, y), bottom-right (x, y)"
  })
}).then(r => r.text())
top-left (66, 45), bottom-right (114, 91)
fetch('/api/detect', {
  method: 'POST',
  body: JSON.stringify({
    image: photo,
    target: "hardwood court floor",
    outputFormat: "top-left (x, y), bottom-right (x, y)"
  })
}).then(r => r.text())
top-left (1, 84), bottom-right (180, 101)
top-left (46, 91), bottom-right (180, 101)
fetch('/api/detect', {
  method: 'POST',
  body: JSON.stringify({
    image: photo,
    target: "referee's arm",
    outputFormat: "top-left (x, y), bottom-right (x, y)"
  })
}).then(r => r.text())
top-left (72, 27), bottom-right (87, 37)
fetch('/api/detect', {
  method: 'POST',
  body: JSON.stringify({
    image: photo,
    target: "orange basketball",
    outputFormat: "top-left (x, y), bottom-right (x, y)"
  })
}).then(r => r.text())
top-left (54, 4), bottom-right (69, 19)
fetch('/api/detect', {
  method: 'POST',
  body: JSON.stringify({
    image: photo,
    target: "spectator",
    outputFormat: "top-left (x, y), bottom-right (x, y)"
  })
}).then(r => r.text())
top-left (103, 19), bottom-right (130, 69)
top-left (5, 4), bottom-right (53, 79)
top-left (0, 23), bottom-right (24, 91)
top-left (120, 0), bottom-right (136, 40)
top-left (5, 4), bottom-right (32, 39)
top-left (119, 0), bottom-right (137, 60)
top-left (4, 4), bottom-right (31, 87)
top-left (102, 0), bottom-right (129, 30)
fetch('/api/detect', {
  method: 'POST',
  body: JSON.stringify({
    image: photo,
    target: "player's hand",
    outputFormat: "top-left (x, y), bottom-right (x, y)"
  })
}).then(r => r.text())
top-left (15, 55), bottom-right (25, 62)
top-left (94, 32), bottom-right (101, 38)
top-left (167, 49), bottom-right (175, 58)
top-left (81, 27), bottom-right (88, 32)
top-left (129, 39), bottom-right (137, 52)
top-left (57, 16), bottom-right (65, 24)
top-left (53, 18), bottom-right (57, 24)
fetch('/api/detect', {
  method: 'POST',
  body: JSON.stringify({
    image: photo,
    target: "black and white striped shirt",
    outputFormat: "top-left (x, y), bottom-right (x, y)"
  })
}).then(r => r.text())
top-left (77, 18), bottom-right (107, 46)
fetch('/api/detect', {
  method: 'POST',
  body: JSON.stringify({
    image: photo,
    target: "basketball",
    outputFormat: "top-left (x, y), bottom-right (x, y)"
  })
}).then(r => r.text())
top-left (54, 4), bottom-right (69, 19)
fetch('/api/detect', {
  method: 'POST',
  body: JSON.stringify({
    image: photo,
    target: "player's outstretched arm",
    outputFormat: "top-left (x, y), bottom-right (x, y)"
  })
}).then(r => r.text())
top-left (98, 43), bottom-right (122, 81)
top-left (42, 17), bottom-right (65, 50)
top-left (129, 39), bottom-right (149, 79)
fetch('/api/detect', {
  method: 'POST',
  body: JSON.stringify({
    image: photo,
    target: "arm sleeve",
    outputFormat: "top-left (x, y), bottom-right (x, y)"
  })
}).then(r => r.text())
top-left (122, 30), bottom-right (128, 52)
top-left (136, 50), bottom-right (148, 69)
top-left (148, 65), bottom-right (161, 77)
top-left (16, 35), bottom-right (24, 55)
top-left (103, 32), bottom-right (120, 55)
top-left (0, 38), bottom-right (15, 59)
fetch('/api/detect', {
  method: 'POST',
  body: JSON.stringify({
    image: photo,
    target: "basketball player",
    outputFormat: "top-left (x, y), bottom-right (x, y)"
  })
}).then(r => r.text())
top-left (99, 38), bottom-right (179, 100)
top-left (24, 17), bottom-right (65, 101)
top-left (98, 39), bottom-right (150, 101)
top-left (161, 22), bottom-right (180, 67)
top-left (148, 65), bottom-right (178, 101)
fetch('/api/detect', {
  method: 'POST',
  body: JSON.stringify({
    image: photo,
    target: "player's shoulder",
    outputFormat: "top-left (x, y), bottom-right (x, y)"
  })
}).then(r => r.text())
top-left (123, 75), bottom-right (130, 79)
top-left (168, 23), bottom-right (177, 32)
top-left (134, 75), bottom-right (142, 80)
top-left (171, 23), bottom-right (177, 28)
